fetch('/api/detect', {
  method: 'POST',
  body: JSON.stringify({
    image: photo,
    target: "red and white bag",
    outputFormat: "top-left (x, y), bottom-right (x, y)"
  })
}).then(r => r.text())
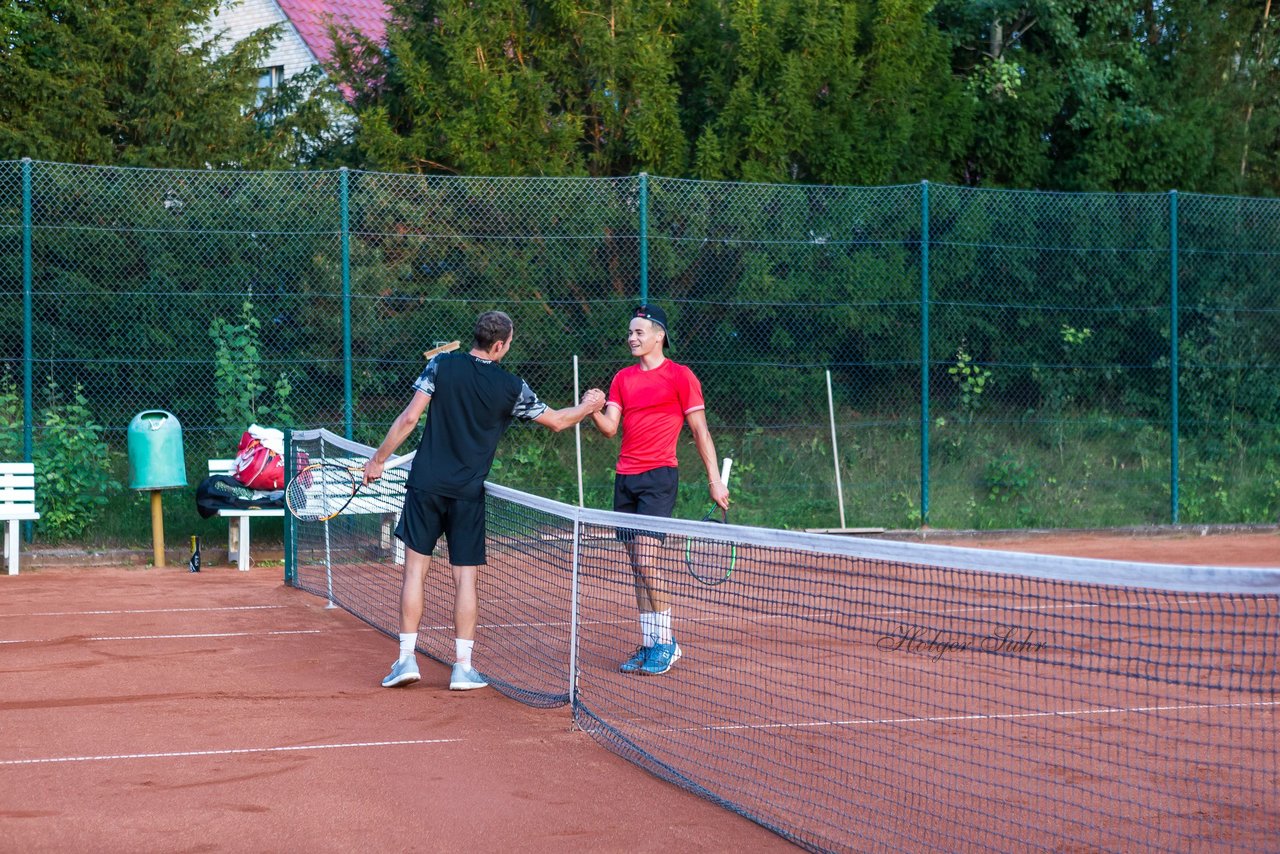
top-left (232, 425), bottom-right (286, 490)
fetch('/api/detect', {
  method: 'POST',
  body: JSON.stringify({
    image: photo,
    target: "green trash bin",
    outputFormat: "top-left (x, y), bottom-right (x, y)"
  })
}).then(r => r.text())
top-left (127, 410), bottom-right (188, 490)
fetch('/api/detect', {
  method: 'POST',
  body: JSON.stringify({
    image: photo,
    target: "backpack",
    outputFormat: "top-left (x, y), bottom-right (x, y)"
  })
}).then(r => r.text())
top-left (195, 475), bottom-right (284, 518)
top-left (232, 426), bottom-right (286, 490)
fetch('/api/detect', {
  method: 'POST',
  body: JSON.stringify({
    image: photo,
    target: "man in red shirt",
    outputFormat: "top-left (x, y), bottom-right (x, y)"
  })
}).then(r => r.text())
top-left (591, 304), bottom-right (730, 675)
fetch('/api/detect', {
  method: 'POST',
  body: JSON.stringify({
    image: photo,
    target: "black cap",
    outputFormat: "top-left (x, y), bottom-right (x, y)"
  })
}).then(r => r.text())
top-left (634, 304), bottom-right (672, 347)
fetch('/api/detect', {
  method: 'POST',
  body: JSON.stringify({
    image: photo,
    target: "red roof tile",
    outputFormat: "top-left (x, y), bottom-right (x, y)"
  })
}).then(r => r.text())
top-left (275, 0), bottom-right (389, 66)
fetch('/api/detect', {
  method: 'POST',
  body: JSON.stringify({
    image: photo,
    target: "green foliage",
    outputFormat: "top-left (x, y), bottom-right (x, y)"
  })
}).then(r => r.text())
top-left (983, 452), bottom-right (1035, 505)
top-left (0, 0), bottom-right (339, 168)
top-left (331, 0), bottom-right (969, 182)
top-left (0, 368), bottom-right (21, 444)
top-left (2, 0), bottom-right (1278, 194)
top-left (948, 341), bottom-right (992, 423)
top-left (0, 371), bottom-right (120, 541)
top-left (933, 1), bottom-right (1280, 195)
top-left (1031, 324), bottom-right (1094, 456)
top-left (704, 0), bottom-right (970, 184)
top-left (210, 295), bottom-right (294, 431)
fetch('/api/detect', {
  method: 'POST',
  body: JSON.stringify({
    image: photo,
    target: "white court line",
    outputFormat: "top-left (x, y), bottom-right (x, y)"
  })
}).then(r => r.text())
top-left (0, 738), bottom-right (463, 767)
top-left (0, 605), bottom-right (289, 618)
top-left (670, 700), bottom-right (1280, 734)
top-left (0, 629), bottom-right (338, 645)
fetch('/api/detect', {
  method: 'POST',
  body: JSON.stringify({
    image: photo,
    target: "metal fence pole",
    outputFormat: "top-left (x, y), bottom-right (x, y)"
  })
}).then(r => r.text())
top-left (1169, 190), bottom-right (1180, 525)
top-left (341, 168), bottom-right (353, 439)
top-left (21, 159), bottom-right (33, 542)
top-left (638, 172), bottom-right (649, 305)
top-left (919, 180), bottom-right (931, 528)
top-left (21, 159), bottom-right (33, 462)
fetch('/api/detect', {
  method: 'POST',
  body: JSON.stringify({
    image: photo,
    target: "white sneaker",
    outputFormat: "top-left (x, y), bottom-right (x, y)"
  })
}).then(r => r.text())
top-left (381, 657), bottom-right (420, 687)
top-left (449, 662), bottom-right (488, 691)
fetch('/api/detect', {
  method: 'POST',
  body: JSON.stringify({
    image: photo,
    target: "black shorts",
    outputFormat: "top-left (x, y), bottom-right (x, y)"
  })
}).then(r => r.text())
top-left (395, 487), bottom-right (487, 566)
top-left (613, 466), bottom-right (678, 542)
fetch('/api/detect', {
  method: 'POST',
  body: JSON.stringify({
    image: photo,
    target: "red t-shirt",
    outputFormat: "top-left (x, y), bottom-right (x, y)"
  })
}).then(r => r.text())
top-left (607, 359), bottom-right (705, 474)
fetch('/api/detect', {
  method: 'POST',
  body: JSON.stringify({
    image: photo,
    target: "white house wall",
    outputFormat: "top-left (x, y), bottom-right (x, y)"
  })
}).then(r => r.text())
top-left (203, 0), bottom-right (318, 79)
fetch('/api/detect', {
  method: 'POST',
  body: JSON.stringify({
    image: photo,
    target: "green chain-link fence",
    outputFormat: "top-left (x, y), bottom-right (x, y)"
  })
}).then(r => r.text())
top-left (3, 160), bottom-right (1278, 544)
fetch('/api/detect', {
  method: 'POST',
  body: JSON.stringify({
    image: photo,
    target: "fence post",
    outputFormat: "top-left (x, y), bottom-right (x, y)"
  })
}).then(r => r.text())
top-left (340, 167), bottom-right (353, 440)
top-left (638, 172), bottom-right (649, 304)
top-left (21, 159), bottom-right (33, 542)
top-left (1169, 190), bottom-right (1179, 525)
top-left (919, 181), bottom-right (931, 528)
top-left (283, 428), bottom-right (295, 586)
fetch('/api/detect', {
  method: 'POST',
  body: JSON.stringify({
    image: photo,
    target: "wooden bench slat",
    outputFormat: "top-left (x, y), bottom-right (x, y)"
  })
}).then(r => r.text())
top-left (0, 462), bottom-right (35, 475)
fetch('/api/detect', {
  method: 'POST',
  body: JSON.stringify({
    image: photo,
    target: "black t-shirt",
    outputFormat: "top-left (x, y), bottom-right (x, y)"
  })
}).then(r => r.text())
top-left (407, 352), bottom-right (547, 499)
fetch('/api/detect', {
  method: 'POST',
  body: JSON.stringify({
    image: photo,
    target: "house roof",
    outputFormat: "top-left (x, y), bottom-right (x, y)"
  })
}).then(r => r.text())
top-left (274, 0), bottom-right (389, 67)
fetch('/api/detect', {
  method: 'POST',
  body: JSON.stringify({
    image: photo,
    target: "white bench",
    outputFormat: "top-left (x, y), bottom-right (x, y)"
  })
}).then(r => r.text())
top-left (291, 459), bottom-right (409, 566)
top-left (1, 462), bottom-right (40, 575)
top-left (208, 460), bottom-right (284, 573)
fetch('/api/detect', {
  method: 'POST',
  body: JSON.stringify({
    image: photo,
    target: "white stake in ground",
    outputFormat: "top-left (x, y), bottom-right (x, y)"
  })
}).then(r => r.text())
top-left (573, 355), bottom-right (585, 508)
top-left (826, 369), bottom-right (847, 530)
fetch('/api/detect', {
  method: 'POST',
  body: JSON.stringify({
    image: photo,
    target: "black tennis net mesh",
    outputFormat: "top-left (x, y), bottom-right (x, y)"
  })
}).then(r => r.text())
top-left (288, 429), bottom-right (1279, 853)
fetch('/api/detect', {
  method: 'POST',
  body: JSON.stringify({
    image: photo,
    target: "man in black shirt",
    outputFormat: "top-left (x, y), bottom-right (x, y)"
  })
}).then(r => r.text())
top-left (363, 310), bottom-right (604, 690)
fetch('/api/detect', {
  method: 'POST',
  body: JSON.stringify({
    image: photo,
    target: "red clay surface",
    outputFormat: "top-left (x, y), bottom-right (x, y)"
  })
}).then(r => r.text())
top-left (0, 564), bottom-right (794, 853)
top-left (911, 528), bottom-right (1279, 566)
top-left (3, 529), bottom-right (1275, 853)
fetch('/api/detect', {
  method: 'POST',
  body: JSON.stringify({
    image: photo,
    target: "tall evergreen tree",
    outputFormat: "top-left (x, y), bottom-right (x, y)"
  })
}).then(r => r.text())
top-left (333, 0), bottom-right (692, 176)
top-left (689, 0), bottom-right (971, 185)
top-left (0, 0), bottom-right (336, 167)
top-left (934, 1), bottom-right (1280, 194)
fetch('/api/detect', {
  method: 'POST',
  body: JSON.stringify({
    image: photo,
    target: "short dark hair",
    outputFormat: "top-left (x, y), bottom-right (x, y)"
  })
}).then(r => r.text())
top-left (473, 310), bottom-right (514, 350)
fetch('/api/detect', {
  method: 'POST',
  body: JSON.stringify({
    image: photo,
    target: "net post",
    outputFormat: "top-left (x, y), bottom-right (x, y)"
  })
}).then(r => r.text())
top-left (1169, 189), bottom-right (1180, 525)
top-left (283, 428), bottom-right (295, 586)
top-left (574, 355), bottom-right (584, 508)
top-left (919, 180), bottom-right (931, 527)
top-left (321, 438), bottom-right (336, 608)
top-left (826, 369), bottom-right (847, 529)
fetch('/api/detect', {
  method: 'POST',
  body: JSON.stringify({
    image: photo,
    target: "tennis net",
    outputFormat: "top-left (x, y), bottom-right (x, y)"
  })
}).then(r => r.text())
top-left (288, 428), bottom-right (1279, 853)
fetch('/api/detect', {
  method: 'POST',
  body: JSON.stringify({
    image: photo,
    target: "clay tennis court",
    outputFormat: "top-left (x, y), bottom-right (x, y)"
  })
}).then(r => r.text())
top-left (2, 527), bottom-right (1276, 852)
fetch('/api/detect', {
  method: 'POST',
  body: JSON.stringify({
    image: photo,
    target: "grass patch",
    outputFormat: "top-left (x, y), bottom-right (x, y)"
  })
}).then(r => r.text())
top-left (22, 407), bottom-right (1280, 549)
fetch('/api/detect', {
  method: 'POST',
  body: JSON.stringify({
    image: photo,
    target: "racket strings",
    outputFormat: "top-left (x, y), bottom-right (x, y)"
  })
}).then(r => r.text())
top-left (286, 465), bottom-right (358, 522)
top-left (686, 511), bottom-right (737, 585)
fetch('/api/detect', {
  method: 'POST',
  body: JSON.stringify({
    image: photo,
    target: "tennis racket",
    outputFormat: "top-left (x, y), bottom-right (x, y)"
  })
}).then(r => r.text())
top-left (685, 458), bottom-right (737, 586)
top-left (285, 451), bottom-right (415, 522)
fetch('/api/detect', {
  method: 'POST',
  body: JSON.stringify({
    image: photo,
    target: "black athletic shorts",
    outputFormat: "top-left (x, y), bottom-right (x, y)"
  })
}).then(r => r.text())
top-left (613, 466), bottom-right (679, 542)
top-left (394, 486), bottom-right (487, 566)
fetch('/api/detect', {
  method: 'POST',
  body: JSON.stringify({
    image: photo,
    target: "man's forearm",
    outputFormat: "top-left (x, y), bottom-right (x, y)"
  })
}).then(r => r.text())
top-left (374, 414), bottom-right (417, 463)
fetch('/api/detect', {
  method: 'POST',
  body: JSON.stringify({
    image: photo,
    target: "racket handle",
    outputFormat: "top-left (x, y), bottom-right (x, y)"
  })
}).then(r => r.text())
top-left (720, 457), bottom-right (732, 486)
top-left (384, 451), bottom-right (417, 469)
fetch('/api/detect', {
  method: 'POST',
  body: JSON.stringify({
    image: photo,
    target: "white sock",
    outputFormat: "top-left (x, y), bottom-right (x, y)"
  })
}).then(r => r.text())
top-left (639, 612), bottom-right (658, 647)
top-left (398, 632), bottom-right (417, 661)
top-left (656, 609), bottom-right (673, 644)
top-left (455, 637), bottom-right (474, 669)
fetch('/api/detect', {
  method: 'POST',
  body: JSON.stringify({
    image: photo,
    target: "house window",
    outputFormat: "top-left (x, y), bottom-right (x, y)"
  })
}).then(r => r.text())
top-left (256, 66), bottom-right (284, 106)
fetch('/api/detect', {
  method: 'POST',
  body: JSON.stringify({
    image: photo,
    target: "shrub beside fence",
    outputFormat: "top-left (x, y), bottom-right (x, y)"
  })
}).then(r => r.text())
top-left (2, 160), bottom-right (1277, 543)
